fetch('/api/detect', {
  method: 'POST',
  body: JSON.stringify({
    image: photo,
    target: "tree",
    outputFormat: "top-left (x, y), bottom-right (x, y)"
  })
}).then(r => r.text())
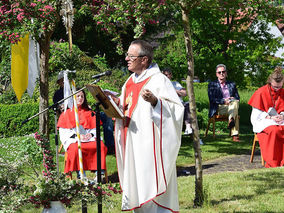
top-left (179, 0), bottom-right (204, 205)
top-left (0, 0), bottom-right (110, 135)
top-left (155, 1), bottom-right (284, 87)
top-left (0, 0), bottom-right (62, 136)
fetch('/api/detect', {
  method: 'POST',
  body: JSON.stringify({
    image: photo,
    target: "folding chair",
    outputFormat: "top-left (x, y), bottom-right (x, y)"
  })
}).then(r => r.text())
top-left (58, 144), bottom-right (72, 179)
top-left (250, 134), bottom-right (265, 166)
top-left (205, 115), bottom-right (240, 138)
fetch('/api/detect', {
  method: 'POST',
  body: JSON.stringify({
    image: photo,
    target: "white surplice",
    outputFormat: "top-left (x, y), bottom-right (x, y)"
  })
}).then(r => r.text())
top-left (250, 107), bottom-right (284, 133)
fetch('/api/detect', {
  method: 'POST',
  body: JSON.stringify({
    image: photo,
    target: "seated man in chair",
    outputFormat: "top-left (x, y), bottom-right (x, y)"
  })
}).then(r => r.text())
top-left (208, 64), bottom-right (240, 142)
top-left (57, 89), bottom-right (108, 180)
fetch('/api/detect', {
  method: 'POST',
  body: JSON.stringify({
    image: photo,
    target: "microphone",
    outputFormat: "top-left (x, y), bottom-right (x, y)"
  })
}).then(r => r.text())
top-left (92, 70), bottom-right (112, 78)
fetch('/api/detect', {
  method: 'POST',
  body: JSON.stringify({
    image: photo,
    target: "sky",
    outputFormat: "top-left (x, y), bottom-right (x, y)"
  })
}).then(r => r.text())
top-left (268, 23), bottom-right (284, 58)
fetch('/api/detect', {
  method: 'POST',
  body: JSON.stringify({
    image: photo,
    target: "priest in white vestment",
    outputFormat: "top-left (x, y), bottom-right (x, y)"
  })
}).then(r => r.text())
top-left (112, 40), bottom-right (184, 213)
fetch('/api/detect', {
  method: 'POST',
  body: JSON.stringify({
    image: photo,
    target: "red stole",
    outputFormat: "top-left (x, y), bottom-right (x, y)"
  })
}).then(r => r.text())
top-left (248, 84), bottom-right (284, 113)
top-left (123, 76), bottom-right (151, 137)
top-left (57, 107), bottom-right (97, 129)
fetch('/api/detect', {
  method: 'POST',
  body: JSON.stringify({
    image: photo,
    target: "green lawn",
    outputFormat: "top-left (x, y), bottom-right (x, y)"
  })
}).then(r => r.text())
top-left (2, 129), bottom-right (284, 213)
top-left (178, 167), bottom-right (284, 213)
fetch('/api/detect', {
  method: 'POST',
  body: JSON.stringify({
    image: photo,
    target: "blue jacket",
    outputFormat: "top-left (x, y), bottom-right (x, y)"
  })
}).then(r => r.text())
top-left (208, 80), bottom-right (240, 118)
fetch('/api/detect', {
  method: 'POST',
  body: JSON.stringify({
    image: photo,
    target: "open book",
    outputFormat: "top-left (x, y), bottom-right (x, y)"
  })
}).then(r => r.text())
top-left (86, 84), bottom-right (124, 119)
top-left (268, 107), bottom-right (278, 116)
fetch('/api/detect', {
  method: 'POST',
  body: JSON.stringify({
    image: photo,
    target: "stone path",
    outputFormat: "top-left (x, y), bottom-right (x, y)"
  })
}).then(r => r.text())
top-left (177, 150), bottom-right (264, 177)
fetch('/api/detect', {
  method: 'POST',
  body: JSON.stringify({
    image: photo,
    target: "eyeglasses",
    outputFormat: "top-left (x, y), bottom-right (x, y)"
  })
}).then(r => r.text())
top-left (216, 71), bottom-right (226, 74)
top-left (125, 53), bottom-right (145, 61)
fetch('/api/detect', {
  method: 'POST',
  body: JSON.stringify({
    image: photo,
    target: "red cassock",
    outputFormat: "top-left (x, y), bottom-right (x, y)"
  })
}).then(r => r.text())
top-left (248, 84), bottom-right (284, 168)
top-left (57, 107), bottom-right (107, 173)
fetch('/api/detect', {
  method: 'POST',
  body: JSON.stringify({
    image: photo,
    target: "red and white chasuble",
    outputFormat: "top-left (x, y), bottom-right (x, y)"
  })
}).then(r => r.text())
top-left (115, 63), bottom-right (184, 212)
top-left (248, 84), bottom-right (284, 168)
top-left (57, 107), bottom-right (107, 173)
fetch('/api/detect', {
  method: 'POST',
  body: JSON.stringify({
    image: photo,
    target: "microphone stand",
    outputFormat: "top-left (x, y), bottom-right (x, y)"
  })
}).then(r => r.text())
top-left (22, 78), bottom-right (101, 125)
top-left (52, 106), bottom-right (59, 175)
top-left (95, 103), bottom-right (102, 213)
top-left (22, 86), bottom-right (87, 125)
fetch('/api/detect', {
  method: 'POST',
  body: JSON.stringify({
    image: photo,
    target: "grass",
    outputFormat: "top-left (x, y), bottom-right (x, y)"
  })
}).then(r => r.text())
top-left (2, 131), bottom-right (284, 213)
top-left (18, 167), bottom-right (284, 213)
top-left (178, 167), bottom-right (284, 213)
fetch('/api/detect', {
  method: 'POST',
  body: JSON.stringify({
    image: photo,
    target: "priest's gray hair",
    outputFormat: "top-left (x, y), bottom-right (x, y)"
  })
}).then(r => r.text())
top-left (131, 40), bottom-right (153, 65)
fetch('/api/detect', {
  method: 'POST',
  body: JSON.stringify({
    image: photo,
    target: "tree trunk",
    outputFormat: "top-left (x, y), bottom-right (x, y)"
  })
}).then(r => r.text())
top-left (180, 1), bottom-right (204, 206)
top-left (38, 34), bottom-right (52, 137)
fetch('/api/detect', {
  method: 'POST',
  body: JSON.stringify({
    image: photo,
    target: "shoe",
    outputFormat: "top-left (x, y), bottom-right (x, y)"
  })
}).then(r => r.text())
top-left (184, 127), bottom-right (193, 135)
top-left (181, 169), bottom-right (190, 175)
top-left (90, 176), bottom-right (98, 185)
top-left (77, 171), bottom-right (86, 180)
top-left (232, 135), bottom-right (240, 142)
top-left (228, 118), bottom-right (235, 129)
top-left (92, 170), bottom-right (105, 183)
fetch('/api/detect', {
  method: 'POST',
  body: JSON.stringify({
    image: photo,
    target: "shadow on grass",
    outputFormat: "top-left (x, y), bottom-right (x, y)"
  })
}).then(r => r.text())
top-left (177, 131), bottom-right (265, 177)
top-left (210, 194), bottom-right (255, 205)
top-left (177, 164), bottom-right (219, 177)
top-left (210, 170), bottom-right (284, 208)
top-left (245, 170), bottom-right (284, 195)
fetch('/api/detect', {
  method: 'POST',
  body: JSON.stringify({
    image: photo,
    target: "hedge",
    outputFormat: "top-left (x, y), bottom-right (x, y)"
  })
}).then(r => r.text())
top-left (0, 103), bottom-right (50, 138)
top-left (0, 97), bottom-right (212, 138)
top-left (0, 83), bottom-right (255, 138)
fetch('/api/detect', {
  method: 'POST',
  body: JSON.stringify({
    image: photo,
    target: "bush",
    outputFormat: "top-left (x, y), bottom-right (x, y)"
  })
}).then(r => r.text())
top-left (0, 136), bottom-right (34, 212)
top-left (0, 103), bottom-right (54, 138)
top-left (49, 42), bottom-right (93, 73)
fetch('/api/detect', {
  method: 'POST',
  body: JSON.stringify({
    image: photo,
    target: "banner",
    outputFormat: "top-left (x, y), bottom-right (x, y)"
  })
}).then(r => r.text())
top-left (11, 34), bottom-right (39, 102)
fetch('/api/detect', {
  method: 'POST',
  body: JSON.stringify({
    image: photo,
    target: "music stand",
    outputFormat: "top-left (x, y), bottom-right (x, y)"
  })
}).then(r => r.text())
top-left (86, 85), bottom-right (123, 119)
top-left (86, 84), bottom-right (123, 213)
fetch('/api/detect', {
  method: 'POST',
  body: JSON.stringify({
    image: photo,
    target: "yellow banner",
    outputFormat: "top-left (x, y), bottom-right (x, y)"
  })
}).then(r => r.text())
top-left (11, 34), bottom-right (29, 102)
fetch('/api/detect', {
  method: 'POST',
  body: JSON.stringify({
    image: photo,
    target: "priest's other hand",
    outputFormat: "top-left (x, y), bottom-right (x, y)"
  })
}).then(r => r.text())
top-left (141, 89), bottom-right (158, 107)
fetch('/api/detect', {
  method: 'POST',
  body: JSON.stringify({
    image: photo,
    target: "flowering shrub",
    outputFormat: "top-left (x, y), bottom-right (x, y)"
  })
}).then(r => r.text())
top-left (0, 153), bottom-right (30, 212)
top-left (0, 133), bottom-right (122, 212)
top-left (80, 181), bottom-right (122, 209)
top-left (26, 133), bottom-right (80, 208)
top-left (29, 173), bottom-right (82, 208)
top-left (80, 0), bottom-right (167, 54)
top-left (0, 0), bottom-right (58, 44)
top-left (27, 133), bottom-right (122, 209)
